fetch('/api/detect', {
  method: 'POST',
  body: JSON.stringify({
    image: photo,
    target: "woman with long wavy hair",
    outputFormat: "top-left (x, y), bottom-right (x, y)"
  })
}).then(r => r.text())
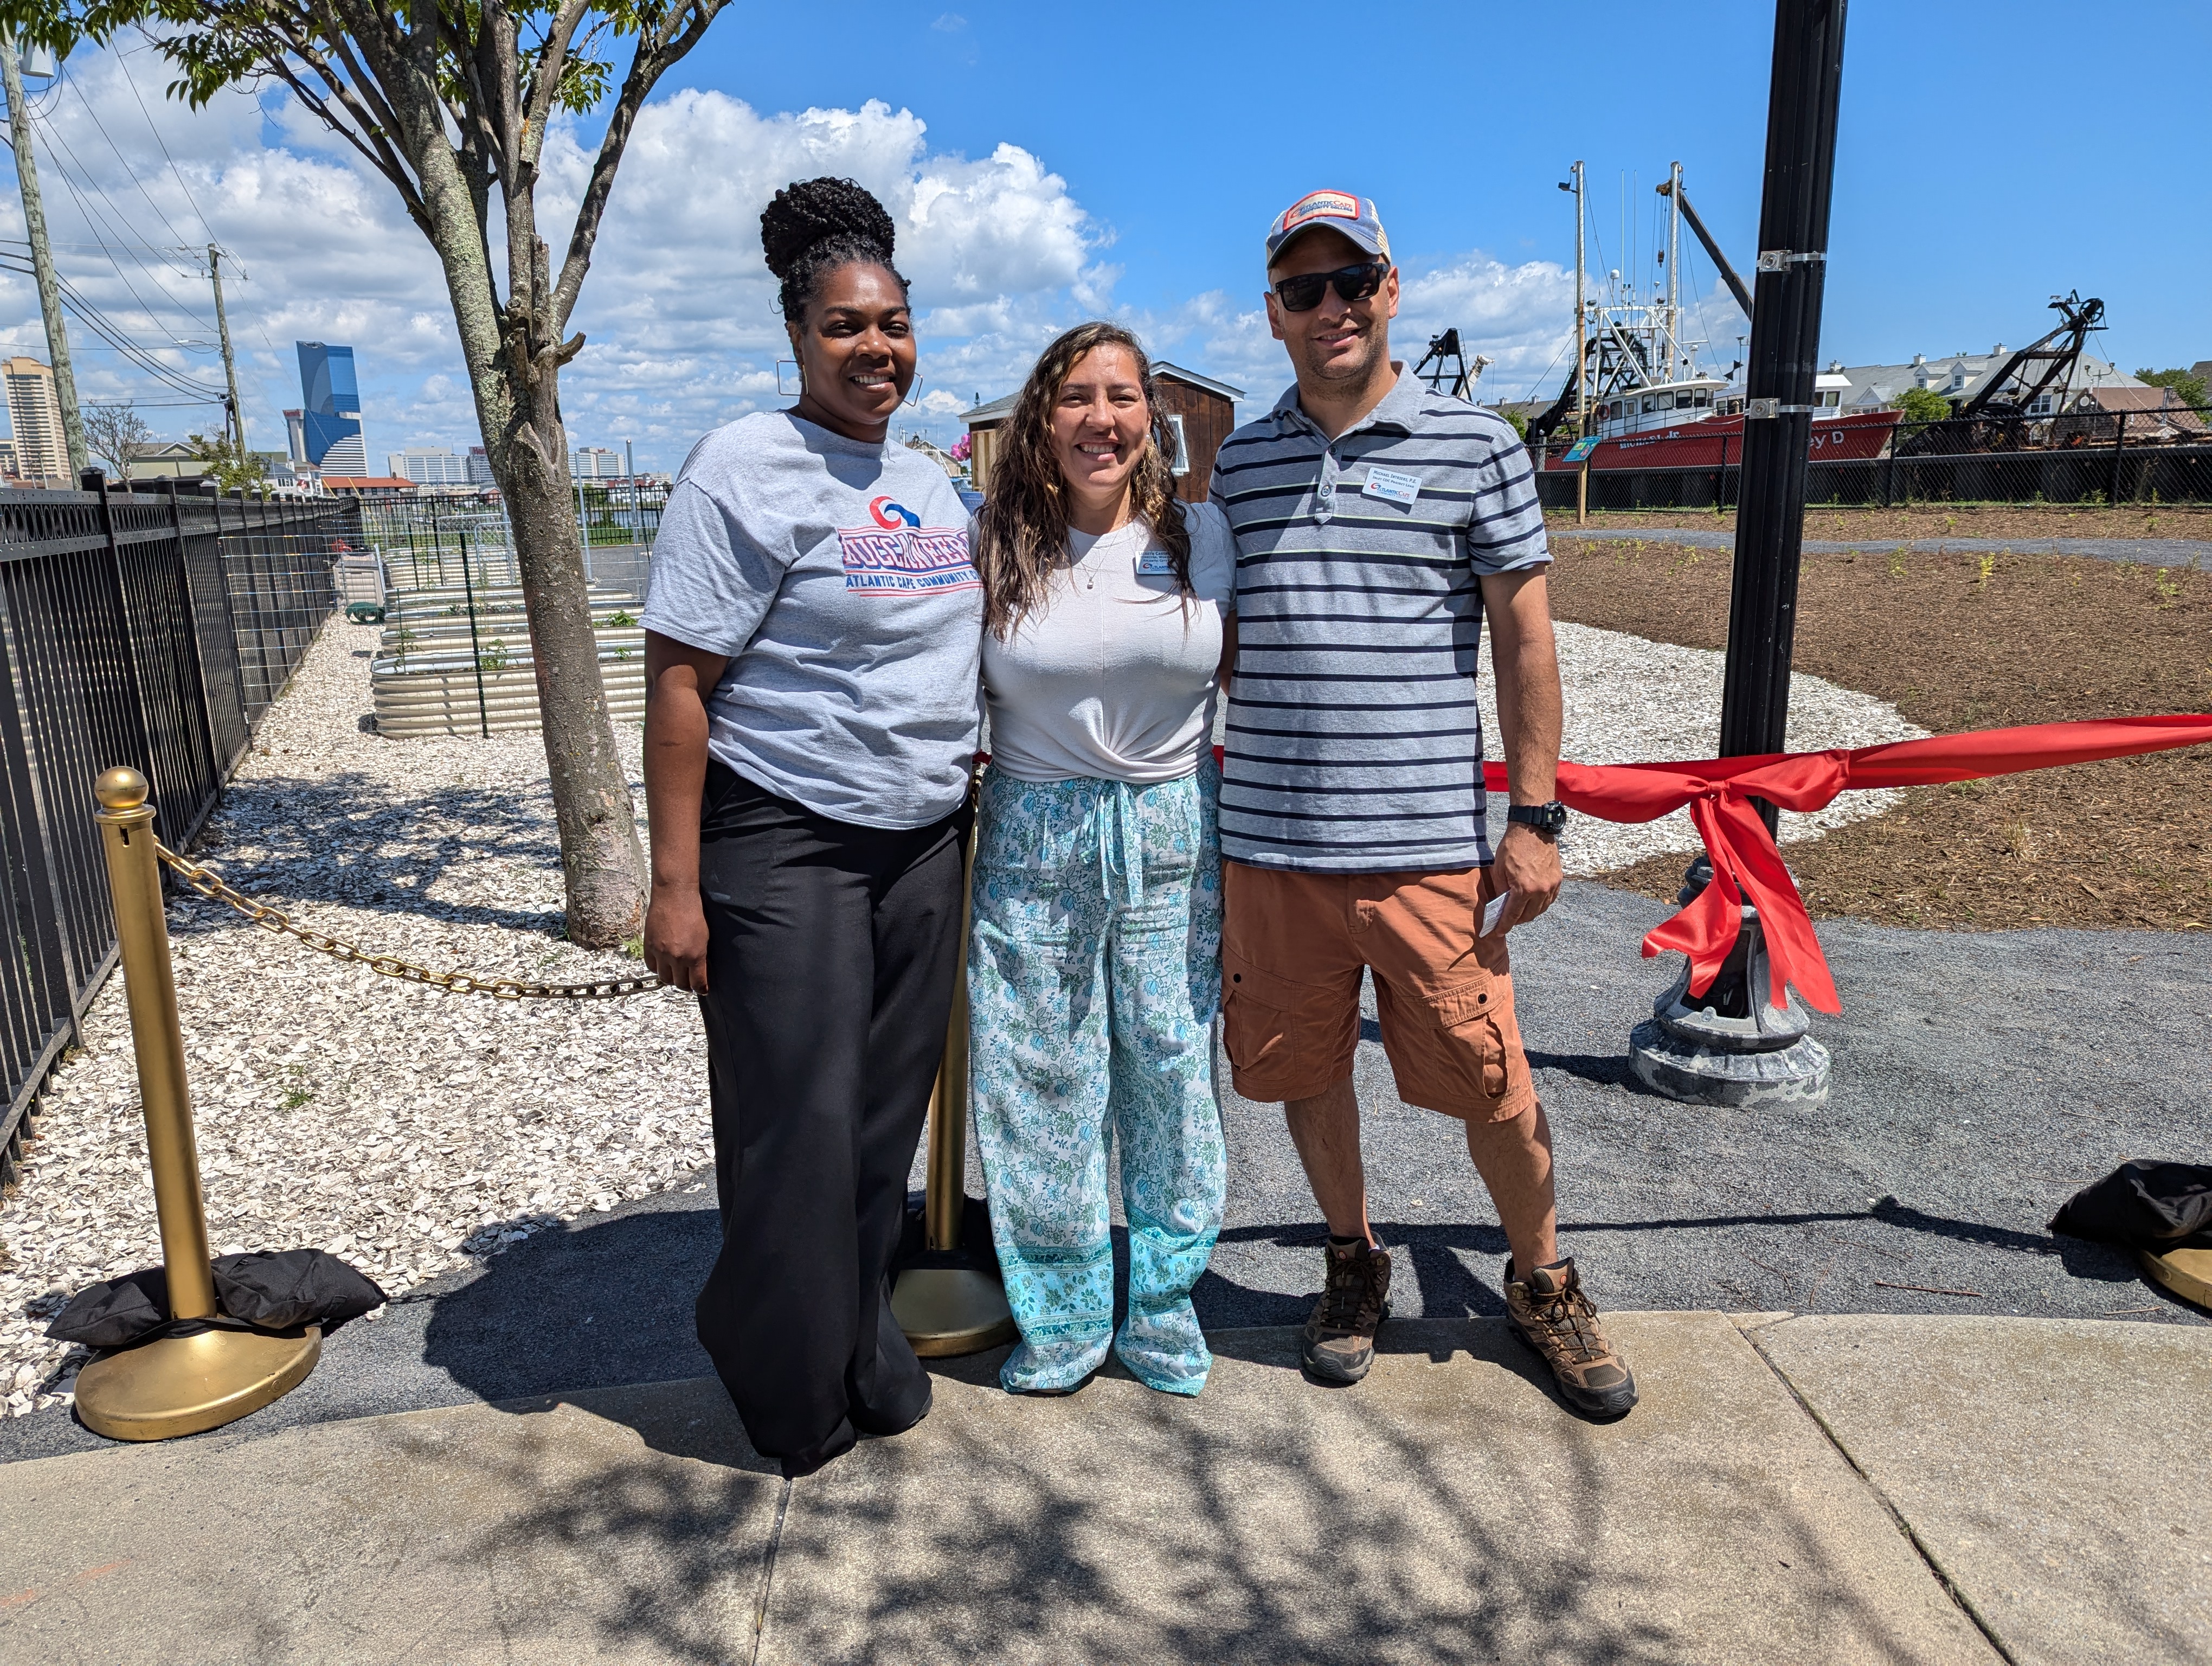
top-left (967, 322), bottom-right (1235, 1396)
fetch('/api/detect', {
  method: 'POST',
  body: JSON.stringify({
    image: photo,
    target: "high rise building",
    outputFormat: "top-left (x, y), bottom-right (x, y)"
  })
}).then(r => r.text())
top-left (466, 446), bottom-right (494, 485)
top-left (389, 447), bottom-right (471, 485)
top-left (4, 357), bottom-right (67, 480)
top-left (295, 342), bottom-right (366, 474)
top-left (570, 446), bottom-right (622, 479)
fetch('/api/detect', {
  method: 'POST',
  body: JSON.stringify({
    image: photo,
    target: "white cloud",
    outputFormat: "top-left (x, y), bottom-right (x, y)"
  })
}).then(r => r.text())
top-left (1, 52), bottom-right (1693, 470)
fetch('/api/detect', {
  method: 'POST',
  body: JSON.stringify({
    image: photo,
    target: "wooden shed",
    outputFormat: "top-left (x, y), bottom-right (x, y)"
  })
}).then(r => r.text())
top-left (961, 361), bottom-right (1243, 503)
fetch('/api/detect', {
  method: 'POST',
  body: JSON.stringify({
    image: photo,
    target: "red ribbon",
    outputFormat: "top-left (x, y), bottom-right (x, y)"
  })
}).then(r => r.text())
top-left (1474, 715), bottom-right (2212, 1013)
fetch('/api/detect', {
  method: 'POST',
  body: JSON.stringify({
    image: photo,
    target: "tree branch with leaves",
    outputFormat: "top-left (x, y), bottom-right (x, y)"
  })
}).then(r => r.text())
top-left (9, 0), bottom-right (733, 944)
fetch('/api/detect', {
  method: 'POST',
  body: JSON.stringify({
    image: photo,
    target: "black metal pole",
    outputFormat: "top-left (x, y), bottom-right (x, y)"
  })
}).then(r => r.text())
top-left (459, 526), bottom-right (490, 740)
top-left (1720, 0), bottom-right (1849, 834)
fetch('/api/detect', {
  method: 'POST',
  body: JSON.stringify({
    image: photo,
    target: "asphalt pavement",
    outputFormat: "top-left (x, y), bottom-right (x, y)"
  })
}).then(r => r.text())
top-left (2, 879), bottom-right (2203, 1468)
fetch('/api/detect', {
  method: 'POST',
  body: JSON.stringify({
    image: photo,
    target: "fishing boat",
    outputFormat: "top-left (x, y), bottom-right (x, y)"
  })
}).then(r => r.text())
top-left (1530, 161), bottom-right (1900, 471)
top-left (1551, 376), bottom-right (1901, 470)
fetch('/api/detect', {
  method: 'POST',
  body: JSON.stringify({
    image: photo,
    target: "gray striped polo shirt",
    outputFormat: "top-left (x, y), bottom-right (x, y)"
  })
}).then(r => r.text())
top-left (1210, 366), bottom-right (1549, 873)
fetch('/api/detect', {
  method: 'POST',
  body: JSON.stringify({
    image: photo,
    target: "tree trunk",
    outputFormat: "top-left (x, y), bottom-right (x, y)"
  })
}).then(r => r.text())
top-left (320, 6), bottom-right (650, 947)
top-left (491, 371), bottom-right (648, 947)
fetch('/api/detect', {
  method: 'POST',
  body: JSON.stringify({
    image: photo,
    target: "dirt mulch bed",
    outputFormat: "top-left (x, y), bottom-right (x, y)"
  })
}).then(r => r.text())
top-left (1548, 541), bottom-right (2212, 931)
top-left (1545, 504), bottom-right (2212, 544)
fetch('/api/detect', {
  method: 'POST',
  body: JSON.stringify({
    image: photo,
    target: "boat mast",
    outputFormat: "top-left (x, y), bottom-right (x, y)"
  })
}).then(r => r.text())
top-left (1666, 160), bottom-right (1683, 381)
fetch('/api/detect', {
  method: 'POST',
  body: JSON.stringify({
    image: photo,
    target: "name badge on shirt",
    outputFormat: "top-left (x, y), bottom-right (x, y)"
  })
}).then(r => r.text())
top-left (1362, 465), bottom-right (1422, 507)
top-left (1136, 549), bottom-right (1174, 575)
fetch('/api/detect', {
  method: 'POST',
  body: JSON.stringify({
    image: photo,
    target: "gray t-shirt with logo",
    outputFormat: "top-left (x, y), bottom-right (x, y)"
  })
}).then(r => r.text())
top-left (644, 411), bottom-right (983, 829)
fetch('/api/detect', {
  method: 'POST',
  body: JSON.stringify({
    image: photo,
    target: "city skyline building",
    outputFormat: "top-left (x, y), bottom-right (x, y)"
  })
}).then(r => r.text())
top-left (467, 446), bottom-right (494, 485)
top-left (389, 446), bottom-right (471, 485)
top-left (294, 341), bottom-right (366, 474)
top-left (3, 357), bottom-right (67, 480)
top-left (570, 446), bottom-right (622, 479)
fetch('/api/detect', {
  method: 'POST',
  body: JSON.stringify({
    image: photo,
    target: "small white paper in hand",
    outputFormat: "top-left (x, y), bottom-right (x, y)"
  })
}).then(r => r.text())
top-left (1482, 889), bottom-right (1512, 936)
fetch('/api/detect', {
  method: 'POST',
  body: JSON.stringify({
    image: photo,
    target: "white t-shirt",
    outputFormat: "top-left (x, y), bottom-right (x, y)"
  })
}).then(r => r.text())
top-left (981, 501), bottom-right (1237, 785)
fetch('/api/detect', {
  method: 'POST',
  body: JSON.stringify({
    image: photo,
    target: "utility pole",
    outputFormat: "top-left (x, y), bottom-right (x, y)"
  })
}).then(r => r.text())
top-left (1565, 159), bottom-right (1588, 524)
top-left (1721, 0), bottom-right (1848, 793)
top-left (1666, 160), bottom-right (1683, 381)
top-left (0, 35), bottom-right (86, 479)
top-left (206, 245), bottom-right (245, 457)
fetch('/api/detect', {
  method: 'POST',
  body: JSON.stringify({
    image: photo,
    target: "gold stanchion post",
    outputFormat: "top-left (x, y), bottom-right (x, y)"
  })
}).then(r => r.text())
top-left (72, 767), bottom-right (321, 1440)
top-left (891, 779), bottom-right (1016, 1356)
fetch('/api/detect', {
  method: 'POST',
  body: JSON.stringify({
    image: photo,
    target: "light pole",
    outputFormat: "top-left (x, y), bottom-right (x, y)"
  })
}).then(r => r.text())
top-left (1631, 0), bottom-right (1848, 1109)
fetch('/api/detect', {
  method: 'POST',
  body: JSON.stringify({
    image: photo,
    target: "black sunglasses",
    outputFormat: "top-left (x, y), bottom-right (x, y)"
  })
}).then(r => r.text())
top-left (1270, 260), bottom-right (1390, 313)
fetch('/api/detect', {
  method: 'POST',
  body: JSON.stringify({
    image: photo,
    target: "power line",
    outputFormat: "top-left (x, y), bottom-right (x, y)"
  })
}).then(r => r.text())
top-left (0, 250), bottom-right (229, 401)
top-left (70, 66), bottom-right (203, 266)
top-left (115, 44), bottom-right (215, 247)
top-left (26, 101), bottom-right (218, 345)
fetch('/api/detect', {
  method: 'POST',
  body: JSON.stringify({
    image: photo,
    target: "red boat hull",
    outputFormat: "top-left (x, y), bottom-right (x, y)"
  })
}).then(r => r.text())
top-left (1545, 408), bottom-right (1901, 470)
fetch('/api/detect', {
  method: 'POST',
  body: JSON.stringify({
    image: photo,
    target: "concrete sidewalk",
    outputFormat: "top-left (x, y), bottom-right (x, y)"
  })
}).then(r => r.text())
top-left (1, 1312), bottom-right (2203, 1665)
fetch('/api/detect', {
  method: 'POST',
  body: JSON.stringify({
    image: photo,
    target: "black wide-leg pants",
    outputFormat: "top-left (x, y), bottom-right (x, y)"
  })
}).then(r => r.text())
top-left (692, 767), bottom-right (966, 1475)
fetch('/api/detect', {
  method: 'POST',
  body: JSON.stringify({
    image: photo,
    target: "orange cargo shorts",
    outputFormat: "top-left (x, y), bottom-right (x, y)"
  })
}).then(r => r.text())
top-left (1220, 860), bottom-right (1537, 1124)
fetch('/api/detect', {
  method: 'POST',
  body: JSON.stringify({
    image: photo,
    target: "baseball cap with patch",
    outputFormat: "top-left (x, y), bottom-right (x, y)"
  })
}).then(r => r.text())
top-left (1265, 189), bottom-right (1391, 267)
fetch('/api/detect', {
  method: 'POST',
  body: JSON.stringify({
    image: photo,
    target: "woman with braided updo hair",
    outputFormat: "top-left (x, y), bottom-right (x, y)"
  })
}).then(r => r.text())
top-left (640, 177), bottom-right (982, 1475)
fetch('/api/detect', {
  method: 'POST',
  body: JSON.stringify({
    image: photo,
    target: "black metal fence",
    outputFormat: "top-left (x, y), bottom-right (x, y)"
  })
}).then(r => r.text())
top-left (0, 479), bottom-right (355, 1181)
top-left (1535, 407), bottom-right (2212, 511)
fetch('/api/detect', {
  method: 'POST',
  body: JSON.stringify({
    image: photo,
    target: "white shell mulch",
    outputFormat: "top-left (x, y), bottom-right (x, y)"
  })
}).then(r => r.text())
top-left (0, 620), bottom-right (708, 1417)
top-left (1480, 621), bottom-right (1926, 876)
top-left (0, 613), bottom-right (1922, 1417)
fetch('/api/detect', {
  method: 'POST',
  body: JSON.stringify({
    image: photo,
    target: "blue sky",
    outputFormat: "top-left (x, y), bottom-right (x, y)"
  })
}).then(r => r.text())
top-left (2, 1), bottom-right (2205, 470)
top-left (715, 0), bottom-right (2205, 382)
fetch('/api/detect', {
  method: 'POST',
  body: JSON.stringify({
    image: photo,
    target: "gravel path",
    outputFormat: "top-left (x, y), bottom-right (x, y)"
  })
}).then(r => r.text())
top-left (1553, 527), bottom-right (2212, 568)
top-left (0, 610), bottom-right (1919, 1418)
top-left (1502, 622), bottom-right (1920, 876)
top-left (0, 621), bottom-right (709, 1417)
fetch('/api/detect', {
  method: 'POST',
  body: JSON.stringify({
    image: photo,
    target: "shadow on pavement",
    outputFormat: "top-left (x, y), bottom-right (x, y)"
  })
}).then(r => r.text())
top-left (420, 1201), bottom-right (721, 1404)
top-left (763, 1316), bottom-right (1972, 1665)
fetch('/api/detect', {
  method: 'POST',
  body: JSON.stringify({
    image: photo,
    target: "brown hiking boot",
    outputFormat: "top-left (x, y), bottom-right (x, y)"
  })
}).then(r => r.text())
top-left (1302, 1237), bottom-right (1392, 1382)
top-left (1504, 1258), bottom-right (1638, 1419)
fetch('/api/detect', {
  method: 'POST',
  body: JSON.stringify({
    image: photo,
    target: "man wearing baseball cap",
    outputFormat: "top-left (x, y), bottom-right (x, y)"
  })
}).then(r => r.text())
top-left (1208, 189), bottom-right (1636, 1418)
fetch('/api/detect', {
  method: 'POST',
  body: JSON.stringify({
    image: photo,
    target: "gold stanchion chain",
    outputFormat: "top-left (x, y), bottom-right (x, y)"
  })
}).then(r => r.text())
top-left (153, 843), bottom-right (665, 1001)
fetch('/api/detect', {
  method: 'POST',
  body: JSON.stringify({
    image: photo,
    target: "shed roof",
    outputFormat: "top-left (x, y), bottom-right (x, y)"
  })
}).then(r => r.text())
top-left (2070, 386), bottom-right (2207, 430)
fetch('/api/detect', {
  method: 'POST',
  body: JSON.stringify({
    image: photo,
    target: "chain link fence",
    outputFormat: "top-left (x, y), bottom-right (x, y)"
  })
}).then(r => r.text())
top-left (357, 482), bottom-right (669, 600)
top-left (1535, 405), bottom-right (2212, 512)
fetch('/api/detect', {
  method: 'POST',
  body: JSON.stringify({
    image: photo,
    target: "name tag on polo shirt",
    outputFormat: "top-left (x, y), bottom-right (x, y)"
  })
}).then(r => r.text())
top-left (1136, 549), bottom-right (1174, 575)
top-left (1362, 465), bottom-right (1422, 506)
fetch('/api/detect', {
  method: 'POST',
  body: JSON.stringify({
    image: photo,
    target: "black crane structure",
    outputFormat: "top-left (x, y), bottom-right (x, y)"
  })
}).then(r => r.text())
top-left (1411, 329), bottom-right (1487, 402)
top-left (1894, 291), bottom-right (2107, 456)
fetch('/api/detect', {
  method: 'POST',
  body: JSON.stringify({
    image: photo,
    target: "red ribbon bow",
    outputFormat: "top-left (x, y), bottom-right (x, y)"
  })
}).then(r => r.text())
top-left (1480, 715), bottom-right (2212, 1013)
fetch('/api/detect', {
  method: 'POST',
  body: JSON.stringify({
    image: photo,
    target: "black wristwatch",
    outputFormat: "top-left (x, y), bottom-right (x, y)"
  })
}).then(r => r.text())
top-left (1506, 801), bottom-right (1568, 840)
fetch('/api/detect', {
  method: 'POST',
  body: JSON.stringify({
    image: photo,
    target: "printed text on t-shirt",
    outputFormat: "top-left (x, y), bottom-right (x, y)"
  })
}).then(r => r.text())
top-left (836, 525), bottom-right (980, 594)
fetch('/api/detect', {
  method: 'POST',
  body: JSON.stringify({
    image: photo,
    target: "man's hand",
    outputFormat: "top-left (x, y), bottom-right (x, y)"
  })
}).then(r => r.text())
top-left (1490, 822), bottom-right (1562, 933)
top-left (1478, 563), bottom-right (1565, 935)
top-left (643, 885), bottom-right (711, 991)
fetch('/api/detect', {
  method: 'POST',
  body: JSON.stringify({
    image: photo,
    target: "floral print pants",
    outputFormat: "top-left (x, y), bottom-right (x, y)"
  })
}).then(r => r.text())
top-left (968, 761), bottom-right (1227, 1395)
